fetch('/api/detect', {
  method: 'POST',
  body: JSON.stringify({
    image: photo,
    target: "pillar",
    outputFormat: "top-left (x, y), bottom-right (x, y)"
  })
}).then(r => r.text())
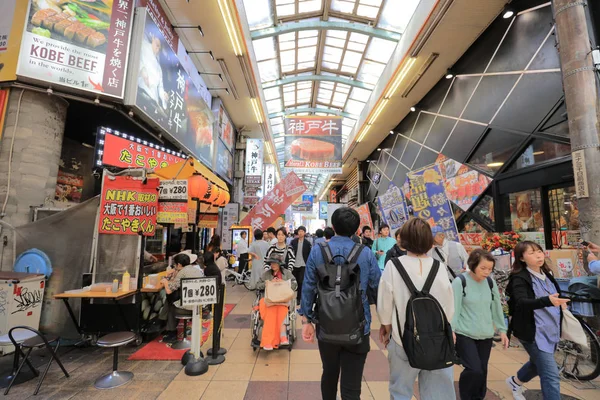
top-left (552, 0), bottom-right (600, 243)
top-left (0, 89), bottom-right (68, 270)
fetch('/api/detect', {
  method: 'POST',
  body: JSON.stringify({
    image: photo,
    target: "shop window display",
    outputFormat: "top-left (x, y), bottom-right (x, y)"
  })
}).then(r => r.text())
top-left (466, 128), bottom-right (526, 175)
top-left (507, 139), bottom-right (571, 171)
top-left (458, 218), bottom-right (488, 233)
top-left (548, 186), bottom-right (581, 248)
top-left (472, 193), bottom-right (495, 230)
top-left (504, 189), bottom-right (544, 233)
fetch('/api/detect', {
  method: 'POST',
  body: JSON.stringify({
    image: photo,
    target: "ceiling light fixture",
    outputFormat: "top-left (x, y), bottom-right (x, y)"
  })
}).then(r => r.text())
top-left (502, 6), bottom-right (515, 19)
top-left (533, 151), bottom-right (545, 156)
top-left (356, 125), bottom-right (372, 143)
top-left (410, 106), bottom-right (417, 112)
top-left (217, 59), bottom-right (239, 100)
top-left (187, 50), bottom-right (215, 60)
top-left (199, 72), bottom-right (223, 82)
top-left (377, 148), bottom-right (382, 152)
top-left (445, 69), bottom-right (454, 79)
top-left (207, 88), bottom-right (230, 96)
top-left (172, 25), bottom-right (204, 36)
top-left (389, 130), bottom-right (394, 135)
top-left (487, 162), bottom-right (504, 167)
top-left (251, 98), bottom-right (263, 124)
top-left (368, 99), bottom-right (389, 125)
top-left (384, 57), bottom-right (417, 99)
top-left (218, 0), bottom-right (243, 56)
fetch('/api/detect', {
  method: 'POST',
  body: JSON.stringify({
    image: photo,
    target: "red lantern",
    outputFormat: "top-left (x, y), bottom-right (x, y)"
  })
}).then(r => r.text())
top-left (221, 190), bottom-right (230, 206)
top-left (215, 189), bottom-right (229, 207)
top-left (188, 175), bottom-right (209, 199)
top-left (202, 183), bottom-right (220, 204)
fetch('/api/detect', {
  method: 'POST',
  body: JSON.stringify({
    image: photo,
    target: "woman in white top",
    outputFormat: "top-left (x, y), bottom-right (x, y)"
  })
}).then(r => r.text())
top-left (377, 218), bottom-right (455, 400)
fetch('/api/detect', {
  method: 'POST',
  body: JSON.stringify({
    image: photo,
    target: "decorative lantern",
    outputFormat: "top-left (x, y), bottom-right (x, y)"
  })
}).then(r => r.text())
top-left (215, 189), bottom-right (229, 207)
top-left (188, 175), bottom-right (209, 200)
top-left (202, 182), bottom-right (220, 204)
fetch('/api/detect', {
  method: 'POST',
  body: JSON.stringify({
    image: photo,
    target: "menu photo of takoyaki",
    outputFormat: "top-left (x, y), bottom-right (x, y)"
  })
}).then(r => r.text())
top-left (28, 0), bottom-right (111, 51)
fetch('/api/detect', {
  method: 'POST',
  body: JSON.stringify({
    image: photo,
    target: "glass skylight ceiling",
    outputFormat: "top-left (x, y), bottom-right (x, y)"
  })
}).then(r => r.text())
top-left (243, 0), bottom-right (421, 194)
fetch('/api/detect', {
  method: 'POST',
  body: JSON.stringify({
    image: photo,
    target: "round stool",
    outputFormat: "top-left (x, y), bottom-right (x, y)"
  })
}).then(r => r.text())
top-left (172, 308), bottom-right (193, 350)
top-left (94, 332), bottom-right (136, 389)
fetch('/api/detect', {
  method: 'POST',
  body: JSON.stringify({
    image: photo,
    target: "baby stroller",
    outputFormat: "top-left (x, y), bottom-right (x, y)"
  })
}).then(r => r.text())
top-left (250, 289), bottom-right (297, 351)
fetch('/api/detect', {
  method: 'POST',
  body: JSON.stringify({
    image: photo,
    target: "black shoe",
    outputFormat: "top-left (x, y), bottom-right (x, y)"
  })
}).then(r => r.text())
top-left (163, 334), bottom-right (178, 344)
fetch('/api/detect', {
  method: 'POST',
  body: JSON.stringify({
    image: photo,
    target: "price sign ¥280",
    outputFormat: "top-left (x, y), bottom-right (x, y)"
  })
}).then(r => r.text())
top-left (180, 277), bottom-right (218, 307)
top-left (158, 180), bottom-right (188, 201)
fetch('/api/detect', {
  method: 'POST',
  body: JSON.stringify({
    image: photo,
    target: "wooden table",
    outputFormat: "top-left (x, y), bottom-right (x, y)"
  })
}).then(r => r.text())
top-left (140, 287), bottom-right (162, 293)
top-left (54, 290), bottom-right (138, 335)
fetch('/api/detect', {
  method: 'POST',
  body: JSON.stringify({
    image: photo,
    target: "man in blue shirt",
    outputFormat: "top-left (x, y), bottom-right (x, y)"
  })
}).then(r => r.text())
top-left (300, 207), bottom-right (381, 400)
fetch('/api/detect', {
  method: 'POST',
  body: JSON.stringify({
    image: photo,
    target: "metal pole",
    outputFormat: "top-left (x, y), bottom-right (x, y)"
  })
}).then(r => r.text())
top-left (552, 0), bottom-right (600, 243)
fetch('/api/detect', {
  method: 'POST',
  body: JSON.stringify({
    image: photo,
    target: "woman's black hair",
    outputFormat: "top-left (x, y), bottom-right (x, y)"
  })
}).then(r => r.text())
top-left (379, 223), bottom-right (390, 233)
top-left (203, 251), bottom-right (216, 266)
top-left (467, 249), bottom-right (495, 272)
top-left (276, 227), bottom-right (288, 237)
top-left (173, 253), bottom-right (190, 267)
top-left (511, 241), bottom-right (552, 275)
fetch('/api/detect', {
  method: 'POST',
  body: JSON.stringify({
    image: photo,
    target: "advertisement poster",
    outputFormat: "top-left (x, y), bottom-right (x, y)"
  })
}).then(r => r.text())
top-left (458, 233), bottom-right (484, 253)
top-left (240, 172), bottom-right (307, 231)
top-left (283, 116), bottom-right (342, 174)
top-left (263, 164), bottom-right (276, 194)
top-left (221, 203), bottom-right (239, 251)
top-left (409, 164), bottom-right (459, 241)
top-left (55, 170), bottom-right (84, 203)
top-left (436, 154), bottom-right (491, 211)
top-left (292, 194), bottom-right (313, 212)
top-left (377, 183), bottom-right (409, 231)
top-left (96, 127), bottom-right (185, 169)
top-left (98, 175), bottom-right (159, 236)
top-left (215, 139), bottom-right (233, 183)
top-left (245, 138), bottom-right (264, 177)
top-left (327, 203), bottom-right (346, 226)
top-left (0, 1), bottom-right (28, 82)
top-left (17, 0), bottom-right (134, 97)
top-left (355, 203), bottom-right (373, 234)
top-left (319, 201), bottom-right (328, 220)
top-left (217, 103), bottom-right (235, 152)
top-left (125, 8), bottom-right (214, 167)
top-left (329, 188), bottom-right (337, 203)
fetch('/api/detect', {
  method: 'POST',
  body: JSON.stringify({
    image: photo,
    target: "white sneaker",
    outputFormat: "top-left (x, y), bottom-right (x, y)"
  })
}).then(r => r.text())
top-left (505, 376), bottom-right (526, 400)
top-left (263, 346), bottom-right (273, 351)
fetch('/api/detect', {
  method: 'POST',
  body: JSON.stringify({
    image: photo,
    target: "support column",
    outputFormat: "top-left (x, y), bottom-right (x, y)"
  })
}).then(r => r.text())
top-left (553, 0), bottom-right (600, 243)
top-left (0, 89), bottom-right (68, 270)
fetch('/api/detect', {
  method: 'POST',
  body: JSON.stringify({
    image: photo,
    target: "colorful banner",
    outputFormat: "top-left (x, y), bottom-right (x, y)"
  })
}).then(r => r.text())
top-left (245, 138), bottom-right (264, 177)
top-left (215, 139), bottom-right (233, 183)
top-left (240, 172), bottom-right (307, 231)
top-left (329, 188), bottom-right (337, 203)
top-left (436, 154), bottom-right (491, 211)
top-left (0, 1), bottom-right (28, 82)
top-left (355, 203), bottom-right (373, 234)
top-left (408, 164), bottom-right (459, 241)
top-left (377, 183), bottom-right (409, 231)
top-left (157, 202), bottom-right (187, 224)
top-left (17, 0), bottom-right (134, 97)
top-left (319, 201), bottom-right (328, 220)
top-left (198, 214), bottom-right (219, 229)
top-left (98, 175), bottom-right (159, 236)
top-left (125, 8), bottom-right (214, 167)
top-left (96, 127), bottom-right (185, 169)
top-left (283, 116), bottom-right (342, 174)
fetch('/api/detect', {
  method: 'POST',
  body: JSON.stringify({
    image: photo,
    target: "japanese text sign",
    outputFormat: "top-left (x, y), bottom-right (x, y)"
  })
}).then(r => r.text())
top-left (264, 164), bottom-right (276, 194)
top-left (355, 203), bottom-right (373, 234)
top-left (17, 0), bottom-right (134, 98)
top-left (125, 8), bottom-right (214, 167)
top-left (180, 277), bottom-right (218, 306)
top-left (435, 154), bottom-right (491, 211)
top-left (99, 175), bottom-right (159, 236)
top-left (377, 183), bottom-right (409, 231)
top-left (158, 180), bottom-right (187, 201)
top-left (572, 150), bottom-right (589, 198)
top-left (157, 202), bottom-right (187, 224)
top-left (96, 127), bottom-right (185, 169)
top-left (240, 172), bottom-right (307, 231)
top-left (284, 116), bottom-right (342, 174)
top-left (221, 203), bottom-right (239, 251)
top-left (245, 139), bottom-right (264, 177)
top-left (408, 164), bottom-right (459, 242)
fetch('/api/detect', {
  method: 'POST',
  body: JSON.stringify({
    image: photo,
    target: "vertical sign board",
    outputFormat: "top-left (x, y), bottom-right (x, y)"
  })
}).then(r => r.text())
top-left (572, 150), bottom-right (589, 199)
top-left (318, 201), bottom-right (328, 220)
top-left (327, 203), bottom-right (346, 227)
top-left (377, 183), bottom-right (409, 231)
top-left (17, 0), bottom-right (135, 97)
top-left (245, 138), bottom-right (264, 180)
top-left (408, 164), bottom-right (459, 242)
top-left (263, 164), bottom-right (276, 194)
top-left (284, 116), bottom-right (343, 174)
top-left (355, 203), bottom-right (373, 234)
top-left (220, 203), bottom-right (239, 251)
top-left (0, 0), bottom-right (28, 82)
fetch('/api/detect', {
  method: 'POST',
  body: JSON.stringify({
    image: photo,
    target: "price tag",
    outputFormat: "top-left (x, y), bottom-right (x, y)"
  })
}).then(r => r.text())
top-left (158, 180), bottom-right (188, 201)
top-left (180, 277), bottom-right (218, 306)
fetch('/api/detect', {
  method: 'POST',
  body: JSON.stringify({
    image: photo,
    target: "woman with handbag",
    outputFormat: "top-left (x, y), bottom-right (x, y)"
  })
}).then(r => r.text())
top-left (264, 227), bottom-right (296, 271)
top-left (256, 258), bottom-right (298, 350)
top-left (505, 241), bottom-right (570, 400)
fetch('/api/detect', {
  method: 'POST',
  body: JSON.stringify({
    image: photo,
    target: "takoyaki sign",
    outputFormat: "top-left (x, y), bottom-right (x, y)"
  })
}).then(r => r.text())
top-left (17, 0), bottom-right (134, 98)
top-left (283, 116), bottom-right (342, 174)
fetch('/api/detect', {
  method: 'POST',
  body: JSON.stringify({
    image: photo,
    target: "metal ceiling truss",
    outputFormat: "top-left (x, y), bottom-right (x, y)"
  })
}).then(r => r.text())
top-left (269, 107), bottom-right (352, 118)
top-left (263, 74), bottom-right (370, 89)
top-left (251, 20), bottom-right (402, 41)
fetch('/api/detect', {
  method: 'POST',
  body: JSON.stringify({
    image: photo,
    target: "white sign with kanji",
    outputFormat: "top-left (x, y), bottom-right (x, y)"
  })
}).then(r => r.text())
top-left (245, 139), bottom-right (264, 177)
top-left (158, 180), bottom-right (188, 201)
top-left (181, 277), bottom-right (218, 306)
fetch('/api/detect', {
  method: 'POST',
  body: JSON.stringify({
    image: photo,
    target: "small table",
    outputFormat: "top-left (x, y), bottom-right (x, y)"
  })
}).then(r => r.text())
top-left (54, 290), bottom-right (138, 335)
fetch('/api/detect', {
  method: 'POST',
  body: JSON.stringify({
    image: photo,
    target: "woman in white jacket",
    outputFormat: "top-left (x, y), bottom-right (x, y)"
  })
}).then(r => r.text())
top-left (377, 218), bottom-right (455, 400)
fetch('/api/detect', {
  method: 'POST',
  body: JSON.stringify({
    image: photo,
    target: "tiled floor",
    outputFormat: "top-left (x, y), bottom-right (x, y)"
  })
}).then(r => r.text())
top-left (2, 284), bottom-right (599, 399)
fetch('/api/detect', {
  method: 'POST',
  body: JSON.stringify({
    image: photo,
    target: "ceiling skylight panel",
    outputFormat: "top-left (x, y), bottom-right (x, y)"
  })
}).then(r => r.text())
top-left (350, 87), bottom-right (371, 100)
top-left (360, 0), bottom-right (382, 6)
top-left (263, 87), bottom-right (281, 101)
top-left (331, 0), bottom-right (356, 13)
top-left (243, 0), bottom-right (274, 30)
top-left (297, 89), bottom-right (312, 102)
top-left (345, 98), bottom-right (365, 115)
top-left (266, 98), bottom-right (283, 113)
top-left (325, 37), bottom-right (346, 48)
top-left (378, 0), bottom-right (420, 33)
top-left (342, 51), bottom-right (362, 68)
top-left (357, 4), bottom-right (379, 18)
top-left (320, 81), bottom-right (335, 90)
top-left (317, 88), bottom-right (333, 103)
top-left (298, 82), bottom-right (313, 90)
top-left (365, 37), bottom-right (396, 63)
top-left (336, 84), bottom-right (351, 93)
top-left (283, 91), bottom-right (296, 105)
top-left (297, 61), bottom-right (316, 69)
top-left (356, 60), bottom-right (385, 85)
top-left (299, 37), bottom-right (319, 47)
top-left (323, 46), bottom-right (343, 61)
top-left (349, 32), bottom-right (369, 44)
top-left (258, 59), bottom-right (280, 82)
top-left (332, 92), bottom-right (348, 105)
top-left (298, 30), bottom-right (319, 39)
top-left (280, 49), bottom-right (296, 66)
top-left (276, 3), bottom-right (295, 16)
top-left (253, 38), bottom-right (277, 61)
top-left (347, 41), bottom-right (366, 52)
top-left (327, 30), bottom-right (349, 40)
top-left (298, 46), bottom-right (317, 63)
top-left (299, 0), bottom-right (322, 13)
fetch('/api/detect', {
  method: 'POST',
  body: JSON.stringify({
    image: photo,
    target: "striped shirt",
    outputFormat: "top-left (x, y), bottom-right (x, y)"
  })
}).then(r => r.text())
top-left (264, 244), bottom-right (296, 271)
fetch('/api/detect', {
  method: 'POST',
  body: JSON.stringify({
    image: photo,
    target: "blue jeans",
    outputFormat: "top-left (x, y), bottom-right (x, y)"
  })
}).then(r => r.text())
top-left (388, 339), bottom-right (455, 400)
top-left (517, 340), bottom-right (561, 400)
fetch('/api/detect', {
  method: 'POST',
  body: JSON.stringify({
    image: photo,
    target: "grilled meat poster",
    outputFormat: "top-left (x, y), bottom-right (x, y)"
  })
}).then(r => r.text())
top-left (17, 0), bottom-right (134, 97)
top-left (125, 8), bottom-right (214, 168)
top-left (283, 116), bottom-right (342, 174)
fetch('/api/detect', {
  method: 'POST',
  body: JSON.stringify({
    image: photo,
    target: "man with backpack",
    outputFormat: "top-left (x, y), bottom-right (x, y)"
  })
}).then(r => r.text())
top-left (300, 207), bottom-right (381, 400)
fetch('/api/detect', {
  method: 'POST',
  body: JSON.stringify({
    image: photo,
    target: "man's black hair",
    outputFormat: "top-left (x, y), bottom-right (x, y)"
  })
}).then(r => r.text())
top-left (297, 226), bottom-right (306, 233)
top-left (324, 227), bottom-right (335, 240)
top-left (331, 207), bottom-right (360, 237)
top-left (315, 229), bottom-right (324, 238)
top-left (254, 229), bottom-right (263, 240)
top-left (173, 253), bottom-right (190, 267)
top-left (267, 227), bottom-right (276, 234)
top-left (362, 225), bottom-right (372, 234)
top-left (241, 231), bottom-right (247, 238)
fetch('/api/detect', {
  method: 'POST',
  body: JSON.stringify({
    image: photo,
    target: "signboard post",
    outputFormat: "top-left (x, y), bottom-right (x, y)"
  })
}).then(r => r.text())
top-left (157, 180), bottom-right (188, 224)
top-left (221, 203), bottom-right (239, 251)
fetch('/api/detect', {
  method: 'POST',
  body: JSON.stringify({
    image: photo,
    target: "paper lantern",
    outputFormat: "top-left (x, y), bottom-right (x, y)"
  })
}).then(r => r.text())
top-left (188, 175), bottom-right (209, 199)
top-left (215, 189), bottom-right (229, 207)
top-left (202, 183), bottom-right (220, 204)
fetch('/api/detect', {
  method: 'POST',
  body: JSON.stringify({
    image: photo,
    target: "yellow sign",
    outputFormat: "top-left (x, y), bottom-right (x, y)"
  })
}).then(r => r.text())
top-left (0, 1), bottom-right (28, 82)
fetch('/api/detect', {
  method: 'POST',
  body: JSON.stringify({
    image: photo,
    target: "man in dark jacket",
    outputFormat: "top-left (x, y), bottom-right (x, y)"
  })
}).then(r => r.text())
top-left (290, 226), bottom-right (312, 304)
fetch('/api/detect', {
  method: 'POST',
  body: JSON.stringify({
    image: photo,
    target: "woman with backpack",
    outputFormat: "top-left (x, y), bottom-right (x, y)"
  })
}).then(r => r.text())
top-left (504, 241), bottom-right (569, 400)
top-left (377, 217), bottom-right (455, 399)
top-left (452, 249), bottom-right (509, 400)
top-left (372, 224), bottom-right (396, 270)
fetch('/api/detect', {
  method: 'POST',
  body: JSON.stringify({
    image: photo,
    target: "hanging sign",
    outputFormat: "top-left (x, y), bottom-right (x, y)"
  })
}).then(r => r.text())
top-left (245, 176), bottom-right (262, 186)
top-left (240, 172), bottom-right (307, 231)
top-left (408, 164), bottom-right (459, 241)
top-left (572, 150), bottom-right (589, 199)
top-left (198, 214), bottom-right (219, 229)
top-left (377, 183), bottom-right (409, 231)
top-left (98, 175), bottom-right (159, 236)
top-left (215, 139), bottom-right (233, 183)
top-left (319, 201), bottom-right (328, 220)
top-left (180, 277), bottom-right (218, 307)
top-left (283, 116), bottom-right (342, 174)
top-left (435, 154), bottom-right (491, 211)
top-left (245, 138), bottom-right (264, 178)
top-left (264, 164), bottom-right (276, 194)
top-left (0, 0), bottom-right (28, 83)
top-left (329, 188), bottom-right (337, 203)
top-left (355, 203), bottom-right (373, 234)
top-left (157, 179), bottom-right (187, 224)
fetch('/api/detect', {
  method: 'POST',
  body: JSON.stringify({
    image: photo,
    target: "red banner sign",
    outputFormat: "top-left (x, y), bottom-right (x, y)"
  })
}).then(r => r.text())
top-left (157, 202), bottom-right (187, 224)
top-left (97, 127), bottom-right (185, 169)
top-left (241, 172), bottom-right (307, 231)
top-left (355, 203), bottom-right (373, 234)
top-left (98, 176), bottom-right (159, 236)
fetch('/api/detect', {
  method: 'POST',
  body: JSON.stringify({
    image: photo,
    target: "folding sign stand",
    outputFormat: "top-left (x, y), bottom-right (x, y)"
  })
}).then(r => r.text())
top-left (179, 277), bottom-right (218, 376)
top-left (206, 283), bottom-right (227, 364)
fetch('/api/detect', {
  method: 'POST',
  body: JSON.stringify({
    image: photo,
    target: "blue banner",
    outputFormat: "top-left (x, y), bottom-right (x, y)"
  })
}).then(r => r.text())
top-left (319, 201), bottom-right (328, 220)
top-left (408, 164), bottom-right (459, 242)
top-left (377, 183), bottom-right (409, 232)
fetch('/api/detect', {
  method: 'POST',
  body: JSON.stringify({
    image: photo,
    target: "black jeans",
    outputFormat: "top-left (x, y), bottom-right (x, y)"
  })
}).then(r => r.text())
top-left (292, 267), bottom-right (305, 303)
top-left (238, 253), bottom-right (249, 275)
top-left (455, 334), bottom-right (493, 400)
top-left (317, 335), bottom-right (370, 400)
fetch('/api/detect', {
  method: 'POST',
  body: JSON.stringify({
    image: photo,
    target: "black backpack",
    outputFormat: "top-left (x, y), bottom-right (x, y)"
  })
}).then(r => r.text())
top-left (391, 258), bottom-right (456, 370)
top-left (458, 273), bottom-right (494, 300)
top-left (314, 242), bottom-right (366, 345)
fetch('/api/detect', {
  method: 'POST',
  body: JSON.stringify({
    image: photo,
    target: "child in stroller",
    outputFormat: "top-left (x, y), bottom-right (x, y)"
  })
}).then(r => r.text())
top-left (252, 258), bottom-right (298, 351)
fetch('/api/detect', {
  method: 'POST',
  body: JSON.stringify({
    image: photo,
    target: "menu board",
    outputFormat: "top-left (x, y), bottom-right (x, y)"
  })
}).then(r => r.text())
top-left (125, 8), bottom-right (214, 167)
top-left (17, 0), bottom-right (134, 97)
